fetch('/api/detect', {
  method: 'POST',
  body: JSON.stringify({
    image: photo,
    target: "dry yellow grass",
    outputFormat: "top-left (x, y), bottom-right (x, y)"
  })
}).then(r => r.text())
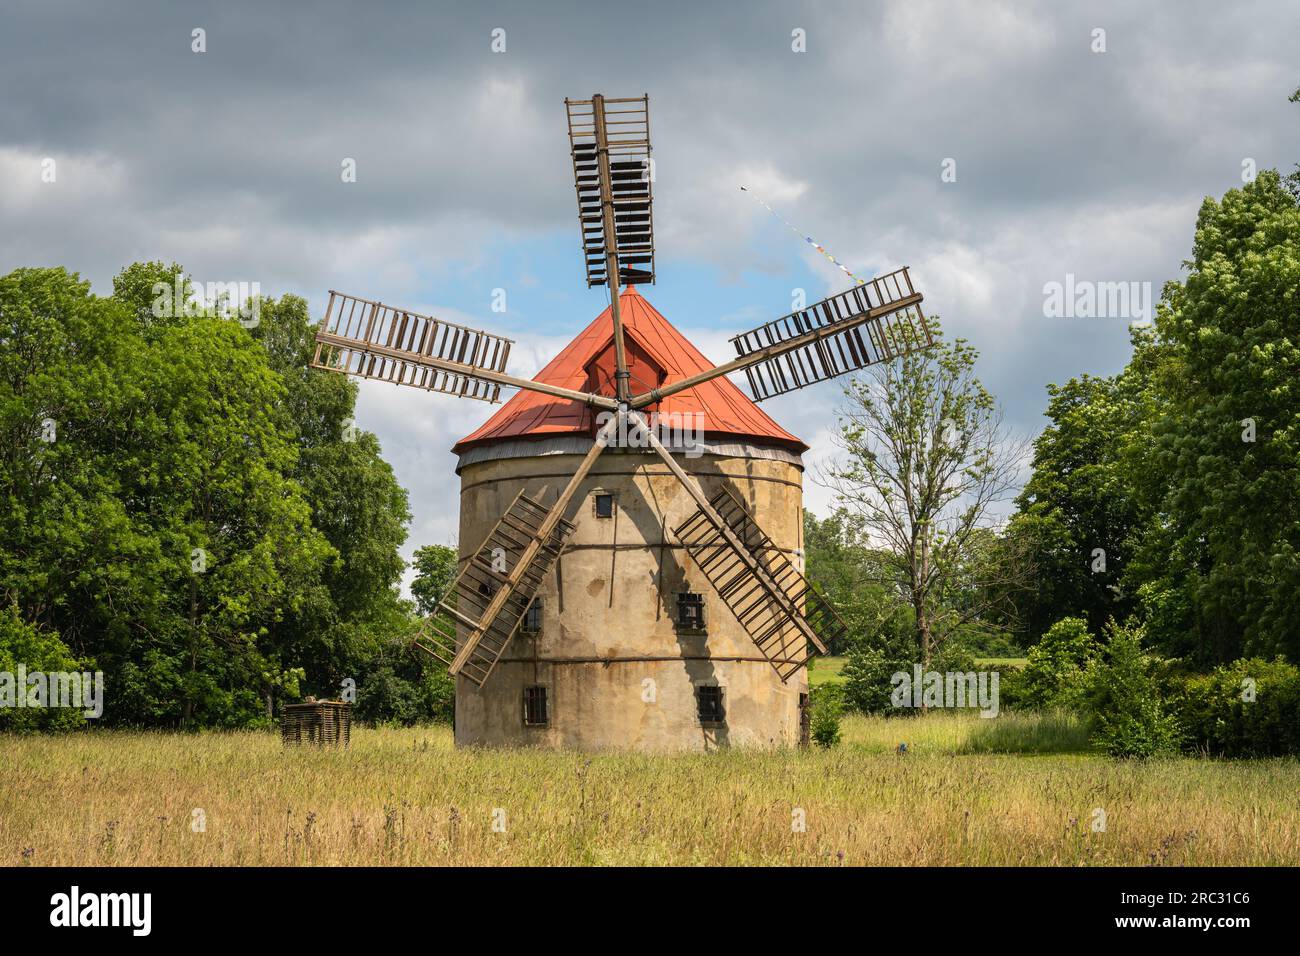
top-left (4, 714), bottom-right (1297, 866)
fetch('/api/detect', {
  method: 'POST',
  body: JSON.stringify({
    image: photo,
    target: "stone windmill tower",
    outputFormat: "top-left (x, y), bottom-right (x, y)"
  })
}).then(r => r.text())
top-left (311, 94), bottom-right (933, 750)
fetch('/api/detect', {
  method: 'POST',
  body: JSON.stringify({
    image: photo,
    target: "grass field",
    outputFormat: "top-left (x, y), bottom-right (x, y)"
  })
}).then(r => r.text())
top-left (975, 657), bottom-right (1030, 669)
top-left (807, 655), bottom-right (847, 687)
top-left (5, 713), bottom-right (1297, 866)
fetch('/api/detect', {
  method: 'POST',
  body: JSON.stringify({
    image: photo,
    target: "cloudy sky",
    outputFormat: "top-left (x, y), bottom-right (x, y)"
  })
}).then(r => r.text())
top-left (3, 0), bottom-right (1298, 588)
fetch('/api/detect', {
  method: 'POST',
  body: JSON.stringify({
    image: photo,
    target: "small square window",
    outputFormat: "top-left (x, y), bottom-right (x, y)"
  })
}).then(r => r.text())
top-left (676, 592), bottom-right (705, 631)
top-left (696, 685), bottom-right (725, 724)
top-left (594, 493), bottom-right (615, 519)
top-left (523, 686), bottom-right (548, 726)
top-left (522, 598), bottom-right (542, 634)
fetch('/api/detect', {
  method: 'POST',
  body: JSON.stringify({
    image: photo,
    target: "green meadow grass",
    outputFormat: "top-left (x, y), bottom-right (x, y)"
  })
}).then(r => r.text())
top-left (3, 714), bottom-right (1297, 866)
top-left (844, 709), bottom-right (1089, 755)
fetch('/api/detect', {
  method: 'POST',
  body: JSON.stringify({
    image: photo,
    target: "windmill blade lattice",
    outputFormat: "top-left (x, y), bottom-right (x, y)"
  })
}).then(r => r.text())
top-left (674, 488), bottom-right (845, 681)
top-left (729, 266), bottom-right (931, 402)
top-left (428, 416), bottom-right (617, 683)
top-left (565, 94), bottom-right (655, 288)
top-left (416, 490), bottom-right (576, 687)
top-left (312, 290), bottom-right (512, 403)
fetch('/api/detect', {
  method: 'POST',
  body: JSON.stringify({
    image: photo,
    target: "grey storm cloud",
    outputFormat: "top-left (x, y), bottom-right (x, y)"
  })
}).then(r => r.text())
top-left (3, 0), bottom-right (1298, 577)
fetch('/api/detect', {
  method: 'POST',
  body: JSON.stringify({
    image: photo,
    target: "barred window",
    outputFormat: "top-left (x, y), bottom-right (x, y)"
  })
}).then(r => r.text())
top-left (676, 592), bottom-right (705, 631)
top-left (522, 598), bottom-right (543, 634)
top-left (523, 686), bottom-right (548, 726)
top-left (696, 685), bottom-right (725, 724)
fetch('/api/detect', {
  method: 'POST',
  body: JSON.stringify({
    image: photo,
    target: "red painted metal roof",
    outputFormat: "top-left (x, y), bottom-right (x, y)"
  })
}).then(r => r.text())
top-left (453, 286), bottom-right (807, 455)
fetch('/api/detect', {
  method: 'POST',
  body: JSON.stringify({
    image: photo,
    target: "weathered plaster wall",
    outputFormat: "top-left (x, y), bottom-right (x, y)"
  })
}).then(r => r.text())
top-left (453, 443), bottom-right (808, 751)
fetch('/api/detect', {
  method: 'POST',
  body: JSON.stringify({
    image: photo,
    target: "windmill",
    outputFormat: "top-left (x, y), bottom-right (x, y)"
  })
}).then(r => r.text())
top-left (311, 94), bottom-right (933, 747)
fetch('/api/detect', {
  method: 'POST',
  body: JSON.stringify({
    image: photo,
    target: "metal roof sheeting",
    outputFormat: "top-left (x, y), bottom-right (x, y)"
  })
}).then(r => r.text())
top-left (452, 286), bottom-right (808, 455)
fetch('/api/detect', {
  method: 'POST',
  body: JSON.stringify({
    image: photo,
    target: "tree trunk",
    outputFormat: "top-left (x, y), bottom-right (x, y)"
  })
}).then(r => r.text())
top-left (917, 526), bottom-right (932, 669)
top-left (183, 572), bottom-right (197, 728)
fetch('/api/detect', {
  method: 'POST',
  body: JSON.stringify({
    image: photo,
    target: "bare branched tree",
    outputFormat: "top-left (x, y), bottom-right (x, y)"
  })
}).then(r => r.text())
top-left (818, 321), bottom-right (1032, 665)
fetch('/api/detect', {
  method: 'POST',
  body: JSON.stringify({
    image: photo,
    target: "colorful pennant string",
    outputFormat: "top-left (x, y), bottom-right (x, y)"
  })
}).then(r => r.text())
top-left (740, 185), bottom-right (866, 286)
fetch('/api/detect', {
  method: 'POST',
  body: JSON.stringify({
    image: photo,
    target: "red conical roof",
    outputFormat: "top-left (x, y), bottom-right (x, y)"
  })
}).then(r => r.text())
top-left (453, 287), bottom-right (807, 455)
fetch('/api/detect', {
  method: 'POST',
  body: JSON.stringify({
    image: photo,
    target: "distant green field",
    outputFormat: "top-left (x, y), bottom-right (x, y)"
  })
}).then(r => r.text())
top-left (976, 657), bottom-right (1028, 668)
top-left (807, 655), bottom-right (847, 686)
top-left (808, 655), bottom-right (1028, 688)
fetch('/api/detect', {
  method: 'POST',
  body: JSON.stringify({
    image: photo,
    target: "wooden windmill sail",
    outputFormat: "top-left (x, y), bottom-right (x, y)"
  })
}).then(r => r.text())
top-left (310, 92), bottom-right (934, 688)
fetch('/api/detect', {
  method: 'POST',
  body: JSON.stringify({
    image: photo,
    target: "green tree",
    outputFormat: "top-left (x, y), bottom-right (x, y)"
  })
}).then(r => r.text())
top-left (0, 268), bottom-right (153, 637)
top-left (248, 287), bottom-right (460, 725)
top-left (1008, 167), bottom-right (1300, 666)
top-left (823, 321), bottom-right (1029, 666)
top-left (410, 544), bottom-right (458, 617)
top-left (111, 306), bottom-right (333, 726)
top-left (1007, 348), bottom-right (1151, 641)
top-left (1138, 171), bottom-right (1300, 663)
top-left (1, 262), bottom-right (436, 727)
top-left (247, 292), bottom-right (413, 702)
top-left (1, 265), bottom-right (356, 726)
top-left (802, 509), bottom-right (902, 653)
top-left (111, 260), bottom-right (190, 334)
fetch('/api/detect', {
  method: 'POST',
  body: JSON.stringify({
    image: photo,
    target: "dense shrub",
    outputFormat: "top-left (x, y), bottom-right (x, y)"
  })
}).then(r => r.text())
top-left (1167, 658), bottom-right (1300, 757)
top-left (962, 629), bottom-right (1023, 660)
top-left (1084, 621), bottom-right (1180, 758)
top-left (1019, 617), bottom-right (1099, 709)
top-left (928, 643), bottom-right (978, 678)
top-left (992, 664), bottom-right (1028, 710)
top-left (356, 664), bottom-right (423, 726)
top-left (355, 656), bottom-right (455, 727)
top-left (841, 640), bottom-right (976, 715)
top-left (808, 683), bottom-right (843, 748)
top-left (422, 666), bottom-right (455, 724)
top-left (0, 606), bottom-right (91, 731)
top-left (842, 645), bottom-right (910, 714)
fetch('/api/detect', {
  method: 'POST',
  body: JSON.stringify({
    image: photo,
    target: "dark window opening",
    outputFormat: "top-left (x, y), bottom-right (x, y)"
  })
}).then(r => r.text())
top-left (676, 592), bottom-right (705, 631)
top-left (522, 598), bottom-right (542, 634)
top-left (523, 686), bottom-right (548, 726)
top-left (594, 493), bottom-right (614, 518)
top-left (696, 685), bottom-right (725, 724)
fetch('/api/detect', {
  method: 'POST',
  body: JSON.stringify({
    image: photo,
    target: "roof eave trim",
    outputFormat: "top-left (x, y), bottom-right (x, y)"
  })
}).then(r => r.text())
top-left (454, 434), bottom-right (805, 473)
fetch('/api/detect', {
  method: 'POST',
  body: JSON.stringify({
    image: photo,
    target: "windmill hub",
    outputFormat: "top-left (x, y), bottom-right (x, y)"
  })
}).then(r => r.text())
top-left (310, 93), bottom-right (933, 750)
